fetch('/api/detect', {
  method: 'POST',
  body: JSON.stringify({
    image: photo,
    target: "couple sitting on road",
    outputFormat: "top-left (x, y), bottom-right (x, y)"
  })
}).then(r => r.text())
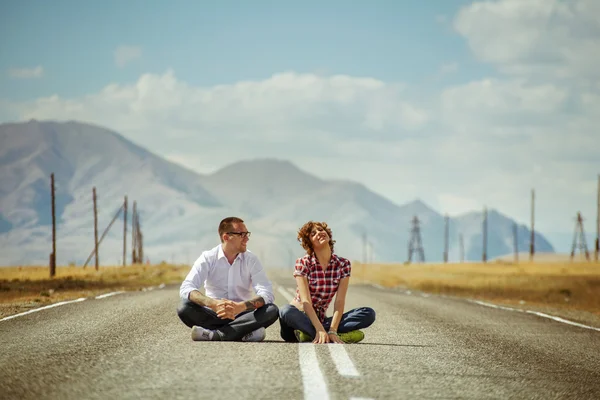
top-left (177, 216), bottom-right (376, 343)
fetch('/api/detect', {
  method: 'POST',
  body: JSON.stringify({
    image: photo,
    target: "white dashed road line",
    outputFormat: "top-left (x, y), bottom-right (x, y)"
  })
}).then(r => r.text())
top-left (1, 284), bottom-right (167, 322)
top-left (277, 284), bottom-right (365, 400)
top-left (468, 299), bottom-right (600, 332)
top-left (277, 286), bottom-right (294, 302)
top-left (299, 344), bottom-right (330, 400)
top-left (95, 291), bottom-right (125, 299)
top-left (0, 297), bottom-right (87, 322)
top-left (327, 344), bottom-right (360, 377)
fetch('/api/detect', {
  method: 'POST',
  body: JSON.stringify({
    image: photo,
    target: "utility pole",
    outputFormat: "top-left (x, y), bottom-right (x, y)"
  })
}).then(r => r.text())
top-left (596, 174), bottom-right (599, 261)
top-left (93, 187), bottom-right (99, 271)
top-left (482, 207), bottom-right (488, 263)
top-left (123, 196), bottom-right (128, 267)
top-left (367, 241), bottom-right (374, 264)
top-left (443, 214), bottom-right (449, 263)
top-left (49, 173), bottom-right (56, 277)
top-left (362, 231), bottom-right (367, 264)
top-left (132, 201), bottom-right (137, 264)
top-left (459, 233), bottom-right (464, 263)
top-left (530, 189), bottom-right (535, 262)
top-left (513, 222), bottom-right (518, 263)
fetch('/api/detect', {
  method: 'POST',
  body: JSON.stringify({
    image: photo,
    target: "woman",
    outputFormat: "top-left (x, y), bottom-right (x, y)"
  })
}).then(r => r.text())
top-left (279, 220), bottom-right (376, 344)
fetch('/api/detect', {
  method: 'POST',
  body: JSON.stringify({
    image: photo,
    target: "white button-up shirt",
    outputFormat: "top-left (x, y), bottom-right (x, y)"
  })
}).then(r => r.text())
top-left (179, 244), bottom-right (275, 305)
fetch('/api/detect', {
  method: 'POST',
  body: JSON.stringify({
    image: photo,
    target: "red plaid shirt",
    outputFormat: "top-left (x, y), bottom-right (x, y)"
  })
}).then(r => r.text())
top-left (293, 253), bottom-right (352, 322)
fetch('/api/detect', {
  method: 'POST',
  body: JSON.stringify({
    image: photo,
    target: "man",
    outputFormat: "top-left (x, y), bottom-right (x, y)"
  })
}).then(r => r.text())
top-left (177, 217), bottom-right (279, 341)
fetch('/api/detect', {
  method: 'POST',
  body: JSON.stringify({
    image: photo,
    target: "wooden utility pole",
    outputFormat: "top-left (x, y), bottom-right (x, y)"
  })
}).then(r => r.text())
top-left (49, 173), bottom-right (56, 277)
top-left (93, 187), bottom-right (99, 271)
top-left (132, 201), bottom-right (137, 264)
top-left (443, 214), bottom-right (449, 263)
top-left (362, 231), bottom-right (367, 264)
top-left (482, 207), bottom-right (488, 263)
top-left (513, 223), bottom-right (518, 263)
top-left (596, 174), bottom-right (599, 262)
top-left (530, 189), bottom-right (535, 261)
top-left (459, 233), bottom-right (464, 263)
top-left (123, 196), bottom-right (128, 267)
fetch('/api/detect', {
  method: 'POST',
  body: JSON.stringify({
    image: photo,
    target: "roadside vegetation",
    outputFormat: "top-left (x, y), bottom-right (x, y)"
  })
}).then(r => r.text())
top-left (1, 260), bottom-right (599, 320)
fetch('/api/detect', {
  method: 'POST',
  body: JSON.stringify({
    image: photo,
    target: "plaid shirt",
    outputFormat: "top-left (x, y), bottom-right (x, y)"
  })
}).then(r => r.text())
top-left (293, 253), bottom-right (352, 322)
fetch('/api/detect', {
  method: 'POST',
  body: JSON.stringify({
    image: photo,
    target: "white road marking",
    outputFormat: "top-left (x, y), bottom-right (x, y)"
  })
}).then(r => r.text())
top-left (327, 344), bottom-right (360, 377)
top-left (277, 286), bottom-right (294, 302)
top-left (0, 283), bottom-right (166, 321)
top-left (0, 298), bottom-right (87, 322)
top-left (371, 284), bottom-right (385, 290)
top-left (95, 291), bottom-right (124, 299)
top-left (468, 299), bottom-right (600, 332)
top-left (299, 344), bottom-right (330, 400)
top-left (287, 287), bottom-right (296, 296)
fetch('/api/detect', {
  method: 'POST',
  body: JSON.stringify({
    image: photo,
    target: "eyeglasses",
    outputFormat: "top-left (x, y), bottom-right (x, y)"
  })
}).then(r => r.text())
top-left (227, 231), bottom-right (251, 239)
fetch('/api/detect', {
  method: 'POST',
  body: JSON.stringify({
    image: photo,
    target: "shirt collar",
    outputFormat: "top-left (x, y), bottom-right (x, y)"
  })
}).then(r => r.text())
top-left (218, 244), bottom-right (243, 262)
top-left (310, 253), bottom-right (337, 266)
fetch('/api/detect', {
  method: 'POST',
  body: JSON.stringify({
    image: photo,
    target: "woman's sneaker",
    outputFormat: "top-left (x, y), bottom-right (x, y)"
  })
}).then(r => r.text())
top-left (294, 330), bottom-right (312, 343)
top-left (337, 330), bottom-right (364, 344)
top-left (241, 327), bottom-right (266, 342)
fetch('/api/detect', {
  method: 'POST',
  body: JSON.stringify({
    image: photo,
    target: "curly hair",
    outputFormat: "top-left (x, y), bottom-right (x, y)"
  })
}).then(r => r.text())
top-left (297, 221), bottom-right (336, 256)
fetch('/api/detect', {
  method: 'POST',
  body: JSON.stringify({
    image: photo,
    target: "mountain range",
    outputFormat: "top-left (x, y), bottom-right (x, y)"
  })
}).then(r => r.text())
top-left (0, 120), bottom-right (555, 267)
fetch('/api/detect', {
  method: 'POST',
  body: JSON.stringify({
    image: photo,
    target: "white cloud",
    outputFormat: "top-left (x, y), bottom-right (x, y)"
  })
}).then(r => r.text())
top-left (454, 0), bottom-right (600, 80)
top-left (439, 62), bottom-right (458, 76)
top-left (114, 45), bottom-right (142, 68)
top-left (8, 66), bottom-right (44, 79)
top-left (11, 70), bottom-right (428, 142)
top-left (1, 0), bottom-right (599, 240)
top-left (2, 65), bottom-right (597, 234)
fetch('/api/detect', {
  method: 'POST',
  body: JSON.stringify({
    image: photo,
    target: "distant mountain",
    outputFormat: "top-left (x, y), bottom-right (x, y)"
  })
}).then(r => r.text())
top-left (0, 120), bottom-right (555, 266)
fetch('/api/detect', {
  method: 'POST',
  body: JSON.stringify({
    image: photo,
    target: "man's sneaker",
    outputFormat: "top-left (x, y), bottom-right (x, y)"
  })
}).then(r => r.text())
top-left (191, 326), bottom-right (215, 341)
top-left (241, 327), bottom-right (266, 342)
top-left (337, 330), bottom-right (365, 344)
top-left (294, 330), bottom-right (312, 343)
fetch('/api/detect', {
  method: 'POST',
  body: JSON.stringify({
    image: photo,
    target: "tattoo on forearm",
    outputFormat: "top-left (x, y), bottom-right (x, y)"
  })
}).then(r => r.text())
top-left (189, 290), bottom-right (214, 308)
top-left (244, 296), bottom-right (265, 311)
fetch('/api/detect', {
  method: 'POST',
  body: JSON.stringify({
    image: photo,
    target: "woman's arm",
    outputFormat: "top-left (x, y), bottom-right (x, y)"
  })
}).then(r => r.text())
top-left (295, 275), bottom-right (329, 343)
top-left (328, 277), bottom-right (349, 343)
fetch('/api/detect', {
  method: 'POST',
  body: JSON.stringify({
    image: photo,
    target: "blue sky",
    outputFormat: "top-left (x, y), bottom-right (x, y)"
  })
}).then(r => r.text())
top-left (1, 0), bottom-right (599, 251)
top-left (1, 0), bottom-right (487, 99)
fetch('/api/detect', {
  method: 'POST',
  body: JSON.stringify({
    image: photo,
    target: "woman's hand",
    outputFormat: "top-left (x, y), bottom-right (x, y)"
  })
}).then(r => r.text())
top-left (313, 330), bottom-right (330, 344)
top-left (328, 332), bottom-right (344, 344)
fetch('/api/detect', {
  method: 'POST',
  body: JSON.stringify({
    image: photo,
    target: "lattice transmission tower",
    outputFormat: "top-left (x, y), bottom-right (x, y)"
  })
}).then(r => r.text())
top-left (407, 216), bottom-right (425, 263)
top-left (571, 212), bottom-right (590, 261)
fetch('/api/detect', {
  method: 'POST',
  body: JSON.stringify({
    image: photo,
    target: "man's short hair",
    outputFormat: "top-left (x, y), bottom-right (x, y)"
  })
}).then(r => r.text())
top-left (218, 217), bottom-right (245, 242)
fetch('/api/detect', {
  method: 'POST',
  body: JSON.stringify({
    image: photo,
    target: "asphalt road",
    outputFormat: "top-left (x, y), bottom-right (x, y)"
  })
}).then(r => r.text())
top-left (1, 269), bottom-right (599, 400)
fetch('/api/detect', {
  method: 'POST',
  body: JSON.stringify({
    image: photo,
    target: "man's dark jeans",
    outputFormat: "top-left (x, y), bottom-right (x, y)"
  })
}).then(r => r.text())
top-left (177, 299), bottom-right (279, 341)
top-left (278, 304), bottom-right (376, 342)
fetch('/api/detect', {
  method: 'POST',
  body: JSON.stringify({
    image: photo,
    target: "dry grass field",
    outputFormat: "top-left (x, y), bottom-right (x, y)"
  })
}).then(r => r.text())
top-left (1, 259), bottom-right (599, 322)
top-left (351, 260), bottom-right (600, 318)
top-left (0, 263), bottom-right (190, 318)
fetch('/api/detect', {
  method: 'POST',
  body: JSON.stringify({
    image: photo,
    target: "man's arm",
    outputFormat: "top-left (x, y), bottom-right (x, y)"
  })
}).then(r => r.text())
top-left (243, 295), bottom-right (265, 311)
top-left (248, 256), bottom-right (275, 304)
top-left (180, 254), bottom-right (209, 302)
top-left (189, 289), bottom-right (218, 310)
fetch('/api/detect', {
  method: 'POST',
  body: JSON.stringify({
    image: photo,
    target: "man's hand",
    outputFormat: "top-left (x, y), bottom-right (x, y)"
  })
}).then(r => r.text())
top-left (313, 330), bottom-right (330, 344)
top-left (214, 300), bottom-right (247, 320)
top-left (214, 299), bottom-right (237, 320)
